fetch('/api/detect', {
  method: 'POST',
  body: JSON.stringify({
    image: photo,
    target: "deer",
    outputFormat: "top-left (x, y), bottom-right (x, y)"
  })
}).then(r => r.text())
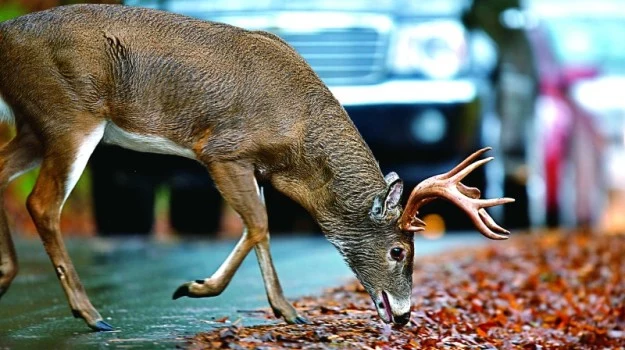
top-left (0, 4), bottom-right (514, 331)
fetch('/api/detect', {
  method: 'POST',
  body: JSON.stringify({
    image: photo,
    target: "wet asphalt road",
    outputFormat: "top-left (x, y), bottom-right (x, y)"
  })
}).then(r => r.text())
top-left (0, 234), bottom-right (485, 349)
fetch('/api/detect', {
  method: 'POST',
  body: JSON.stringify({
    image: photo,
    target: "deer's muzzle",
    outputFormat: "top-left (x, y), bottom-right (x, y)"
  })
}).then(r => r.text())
top-left (375, 291), bottom-right (411, 326)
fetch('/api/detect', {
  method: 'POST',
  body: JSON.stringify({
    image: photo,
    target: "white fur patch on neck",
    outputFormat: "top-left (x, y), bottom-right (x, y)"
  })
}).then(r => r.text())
top-left (102, 122), bottom-right (196, 160)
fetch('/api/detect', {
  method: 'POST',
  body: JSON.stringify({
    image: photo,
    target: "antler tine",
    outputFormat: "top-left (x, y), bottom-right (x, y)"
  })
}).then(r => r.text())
top-left (457, 182), bottom-right (481, 199)
top-left (400, 216), bottom-right (426, 233)
top-left (444, 191), bottom-right (513, 240)
top-left (442, 147), bottom-right (492, 179)
top-left (477, 197), bottom-right (515, 209)
top-left (478, 209), bottom-right (510, 236)
top-left (466, 208), bottom-right (510, 240)
top-left (451, 157), bottom-right (493, 183)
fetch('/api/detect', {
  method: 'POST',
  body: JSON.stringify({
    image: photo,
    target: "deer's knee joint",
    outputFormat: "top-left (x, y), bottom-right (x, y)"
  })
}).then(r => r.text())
top-left (26, 193), bottom-right (44, 219)
top-left (0, 260), bottom-right (18, 282)
top-left (246, 226), bottom-right (268, 245)
top-left (26, 194), bottom-right (58, 230)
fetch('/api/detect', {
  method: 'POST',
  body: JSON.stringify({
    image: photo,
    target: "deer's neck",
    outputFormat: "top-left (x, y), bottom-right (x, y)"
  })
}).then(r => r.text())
top-left (271, 108), bottom-right (386, 233)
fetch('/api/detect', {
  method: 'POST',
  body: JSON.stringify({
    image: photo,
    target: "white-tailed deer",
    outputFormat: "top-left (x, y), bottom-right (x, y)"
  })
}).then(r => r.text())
top-left (0, 4), bottom-right (513, 331)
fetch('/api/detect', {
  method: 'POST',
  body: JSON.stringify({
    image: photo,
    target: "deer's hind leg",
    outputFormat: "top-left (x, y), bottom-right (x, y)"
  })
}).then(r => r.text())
top-left (25, 119), bottom-right (112, 331)
top-left (0, 124), bottom-right (42, 298)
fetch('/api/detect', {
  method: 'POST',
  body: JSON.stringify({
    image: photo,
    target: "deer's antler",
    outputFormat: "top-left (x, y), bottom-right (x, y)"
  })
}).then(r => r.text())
top-left (398, 147), bottom-right (514, 240)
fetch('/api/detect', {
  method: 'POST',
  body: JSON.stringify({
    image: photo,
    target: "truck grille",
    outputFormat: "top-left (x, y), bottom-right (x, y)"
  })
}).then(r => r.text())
top-left (274, 28), bottom-right (388, 85)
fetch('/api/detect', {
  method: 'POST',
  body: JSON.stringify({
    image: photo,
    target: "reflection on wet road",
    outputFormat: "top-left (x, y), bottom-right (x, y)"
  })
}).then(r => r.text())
top-left (0, 234), bottom-right (484, 349)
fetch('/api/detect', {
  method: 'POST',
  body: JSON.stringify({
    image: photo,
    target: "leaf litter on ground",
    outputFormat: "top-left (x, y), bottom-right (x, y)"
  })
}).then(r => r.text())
top-left (188, 231), bottom-right (625, 349)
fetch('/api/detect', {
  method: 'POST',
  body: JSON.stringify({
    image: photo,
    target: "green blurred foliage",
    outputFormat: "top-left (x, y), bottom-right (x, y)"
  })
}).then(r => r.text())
top-left (0, 2), bottom-right (26, 21)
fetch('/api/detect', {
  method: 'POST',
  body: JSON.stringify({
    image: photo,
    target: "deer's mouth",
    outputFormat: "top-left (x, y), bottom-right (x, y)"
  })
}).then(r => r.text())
top-left (378, 291), bottom-right (393, 323)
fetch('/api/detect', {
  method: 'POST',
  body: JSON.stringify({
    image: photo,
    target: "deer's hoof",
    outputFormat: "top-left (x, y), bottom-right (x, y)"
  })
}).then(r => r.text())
top-left (172, 283), bottom-right (190, 300)
top-left (91, 320), bottom-right (114, 332)
top-left (294, 315), bottom-right (310, 324)
top-left (287, 315), bottom-right (310, 325)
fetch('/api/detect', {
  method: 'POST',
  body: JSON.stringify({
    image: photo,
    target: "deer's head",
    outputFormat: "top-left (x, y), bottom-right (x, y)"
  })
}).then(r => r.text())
top-left (326, 148), bottom-right (513, 326)
top-left (326, 172), bottom-right (413, 325)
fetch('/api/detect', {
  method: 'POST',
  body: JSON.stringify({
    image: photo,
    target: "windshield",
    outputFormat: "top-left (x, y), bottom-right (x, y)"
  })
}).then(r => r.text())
top-left (546, 17), bottom-right (625, 74)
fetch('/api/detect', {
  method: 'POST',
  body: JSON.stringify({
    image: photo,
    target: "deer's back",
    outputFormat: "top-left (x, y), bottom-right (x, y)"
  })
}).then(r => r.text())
top-left (0, 4), bottom-right (343, 163)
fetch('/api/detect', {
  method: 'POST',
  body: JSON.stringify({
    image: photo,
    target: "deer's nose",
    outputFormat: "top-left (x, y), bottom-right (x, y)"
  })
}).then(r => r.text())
top-left (393, 312), bottom-right (411, 326)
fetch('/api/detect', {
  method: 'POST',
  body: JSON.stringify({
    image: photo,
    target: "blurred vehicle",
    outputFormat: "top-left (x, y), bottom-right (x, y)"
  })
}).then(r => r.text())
top-left (98, 0), bottom-right (497, 233)
top-left (525, 0), bottom-right (622, 229)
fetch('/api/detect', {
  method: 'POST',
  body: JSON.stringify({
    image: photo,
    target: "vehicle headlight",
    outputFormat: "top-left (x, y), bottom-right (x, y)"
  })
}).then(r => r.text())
top-left (389, 20), bottom-right (468, 79)
top-left (411, 109), bottom-right (448, 144)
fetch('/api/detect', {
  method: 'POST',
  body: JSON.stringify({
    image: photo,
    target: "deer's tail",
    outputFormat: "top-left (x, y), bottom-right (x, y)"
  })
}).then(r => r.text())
top-left (0, 94), bottom-right (14, 125)
top-left (0, 25), bottom-right (14, 125)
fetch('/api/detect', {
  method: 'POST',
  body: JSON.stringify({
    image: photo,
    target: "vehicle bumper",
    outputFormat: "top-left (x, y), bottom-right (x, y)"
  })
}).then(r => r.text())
top-left (329, 79), bottom-right (478, 106)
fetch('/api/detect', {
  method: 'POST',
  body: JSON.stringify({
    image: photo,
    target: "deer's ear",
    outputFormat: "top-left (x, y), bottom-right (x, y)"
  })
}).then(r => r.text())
top-left (371, 172), bottom-right (403, 220)
top-left (371, 196), bottom-right (384, 219)
top-left (383, 172), bottom-right (403, 210)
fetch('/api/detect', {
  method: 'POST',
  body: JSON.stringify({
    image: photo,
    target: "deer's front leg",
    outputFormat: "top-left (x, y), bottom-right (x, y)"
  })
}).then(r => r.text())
top-left (172, 161), bottom-right (306, 323)
top-left (254, 236), bottom-right (308, 324)
top-left (172, 161), bottom-right (262, 298)
top-left (253, 187), bottom-right (308, 324)
top-left (172, 230), bottom-right (255, 298)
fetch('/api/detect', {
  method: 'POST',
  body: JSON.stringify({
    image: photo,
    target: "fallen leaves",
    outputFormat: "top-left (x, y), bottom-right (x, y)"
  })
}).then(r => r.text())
top-left (188, 232), bottom-right (625, 349)
top-left (215, 316), bottom-right (229, 323)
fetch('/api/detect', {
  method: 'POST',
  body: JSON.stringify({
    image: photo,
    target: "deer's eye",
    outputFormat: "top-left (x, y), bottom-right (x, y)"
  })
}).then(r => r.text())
top-left (390, 247), bottom-right (406, 262)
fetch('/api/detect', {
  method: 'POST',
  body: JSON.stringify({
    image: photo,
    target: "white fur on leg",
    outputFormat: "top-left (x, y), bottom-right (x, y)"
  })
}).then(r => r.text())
top-left (252, 178), bottom-right (266, 205)
top-left (63, 123), bottom-right (106, 203)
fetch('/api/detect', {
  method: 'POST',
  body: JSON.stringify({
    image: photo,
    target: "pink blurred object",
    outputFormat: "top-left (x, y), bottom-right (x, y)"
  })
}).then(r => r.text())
top-left (528, 25), bottom-right (606, 227)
